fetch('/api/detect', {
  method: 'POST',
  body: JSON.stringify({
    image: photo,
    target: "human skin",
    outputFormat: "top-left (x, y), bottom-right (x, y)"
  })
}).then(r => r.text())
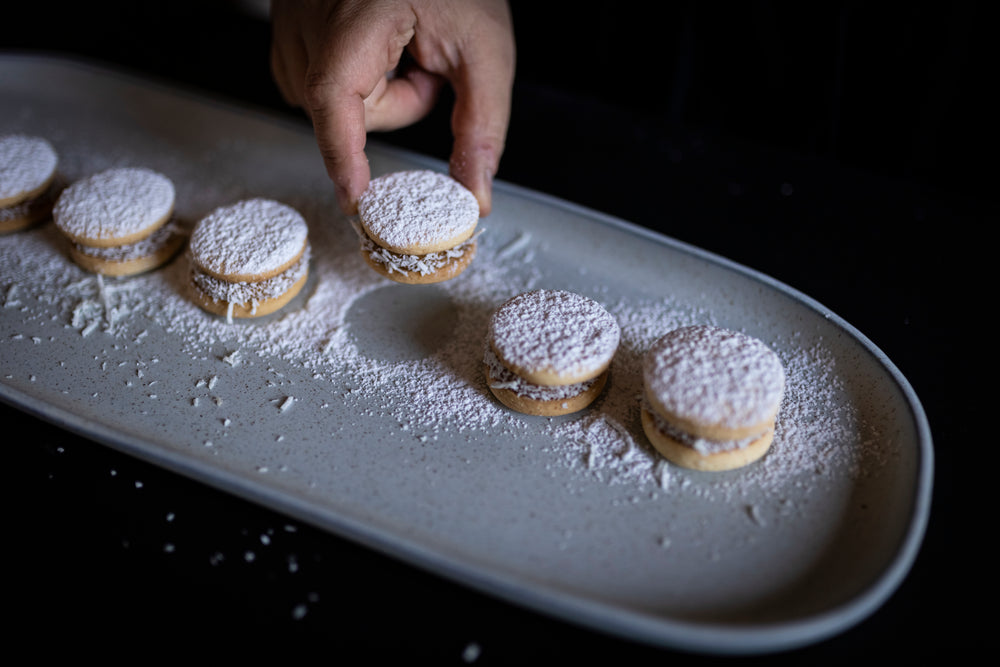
top-left (270, 0), bottom-right (515, 216)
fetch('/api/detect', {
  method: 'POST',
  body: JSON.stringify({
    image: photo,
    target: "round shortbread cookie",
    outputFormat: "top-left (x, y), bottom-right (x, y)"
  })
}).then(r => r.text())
top-left (488, 290), bottom-right (620, 386)
top-left (640, 404), bottom-right (774, 472)
top-left (357, 170), bottom-right (479, 255)
top-left (189, 198), bottom-right (308, 283)
top-left (361, 238), bottom-right (477, 284)
top-left (643, 325), bottom-right (785, 442)
top-left (67, 224), bottom-right (186, 276)
top-left (53, 167), bottom-right (175, 247)
top-left (0, 135), bottom-right (58, 208)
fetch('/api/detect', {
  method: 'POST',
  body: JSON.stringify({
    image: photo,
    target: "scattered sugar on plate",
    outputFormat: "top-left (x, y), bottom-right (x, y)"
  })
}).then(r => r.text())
top-left (0, 133), bottom-right (887, 540)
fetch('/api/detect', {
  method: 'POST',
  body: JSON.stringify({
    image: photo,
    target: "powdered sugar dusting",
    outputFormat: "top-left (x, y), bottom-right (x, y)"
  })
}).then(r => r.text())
top-left (0, 128), bottom-right (891, 531)
top-left (488, 289), bottom-right (621, 385)
top-left (53, 167), bottom-right (174, 242)
top-left (645, 325), bottom-right (786, 432)
top-left (358, 170), bottom-right (479, 253)
top-left (545, 303), bottom-right (868, 502)
top-left (0, 70), bottom-right (925, 627)
top-left (0, 134), bottom-right (58, 202)
top-left (0, 207), bottom-right (877, 508)
top-left (189, 198), bottom-right (308, 279)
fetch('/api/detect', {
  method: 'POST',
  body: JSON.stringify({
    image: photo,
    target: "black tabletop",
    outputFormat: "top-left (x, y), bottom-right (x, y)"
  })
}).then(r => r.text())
top-left (4, 1), bottom-right (987, 661)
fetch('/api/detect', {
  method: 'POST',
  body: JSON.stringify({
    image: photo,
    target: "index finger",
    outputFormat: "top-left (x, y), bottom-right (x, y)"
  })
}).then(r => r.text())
top-left (302, 7), bottom-right (417, 214)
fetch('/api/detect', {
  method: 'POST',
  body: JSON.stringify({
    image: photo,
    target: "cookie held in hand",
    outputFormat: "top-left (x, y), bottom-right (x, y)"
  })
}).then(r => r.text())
top-left (356, 169), bottom-right (480, 284)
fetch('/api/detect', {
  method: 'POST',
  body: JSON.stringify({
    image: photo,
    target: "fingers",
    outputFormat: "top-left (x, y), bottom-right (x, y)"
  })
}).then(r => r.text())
top-left (269, 0), bottom-right (515, 217)
top-left (305, 75), bottom-right (370, 214)
top-left (301, 3), bottom-right (420, 213)
top-left (365, 67), bottom-right (445, 132)
top-left (445, 2), bottom-right (515, 217)
top-left (449, 67), bottom-right (513, 217)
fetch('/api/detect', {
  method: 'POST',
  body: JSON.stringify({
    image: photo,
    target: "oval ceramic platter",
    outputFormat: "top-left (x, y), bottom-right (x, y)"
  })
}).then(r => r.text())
top-left (0, 56), bottom-right (931, 654)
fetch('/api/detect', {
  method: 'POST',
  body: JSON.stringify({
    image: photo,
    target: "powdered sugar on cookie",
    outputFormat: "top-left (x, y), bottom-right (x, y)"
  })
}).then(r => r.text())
top-left (53, 167), bottom-right (174, 243)
top-left (357, 170), bottom-right (479, 254)
top-left (0, 134), bottom-right (58, 204)
top-left (645, 325), bottom-right (785, 433)
top-left (189, 198), bottom-right (308, 281)
top-left (489, 289), bottom-right (620, 385)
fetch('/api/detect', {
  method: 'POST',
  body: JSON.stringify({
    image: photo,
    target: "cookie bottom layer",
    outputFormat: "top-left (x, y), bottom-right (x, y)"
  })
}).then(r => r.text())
top-left (362, 240), bottom-right (476, 285)
top-left (189, 270), bottom-right (308, 319)
top-left (0, 180), bottom-right (60, 234)
top-left (641, 405), bottom-right (773, 471)
top-left (486, 363), bottom-right (609, 416)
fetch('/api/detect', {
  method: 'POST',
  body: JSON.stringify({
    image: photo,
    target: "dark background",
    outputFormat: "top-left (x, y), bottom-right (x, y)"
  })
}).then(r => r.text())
top-left (3, 0), bottom-right (986, 661)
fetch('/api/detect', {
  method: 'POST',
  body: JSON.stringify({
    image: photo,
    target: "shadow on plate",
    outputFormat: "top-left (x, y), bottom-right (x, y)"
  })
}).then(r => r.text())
top-left (344, 282), bottom-right (460, 363)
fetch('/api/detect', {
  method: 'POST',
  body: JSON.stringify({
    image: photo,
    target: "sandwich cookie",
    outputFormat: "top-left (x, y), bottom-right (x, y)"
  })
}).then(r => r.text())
top-left (641, 325), bottom-right (786, 471)
top-left (52, 167), bottom-right (184, 276)
top-left (485, 289), bottom-right (620, 416)
top-left (1, 134), bottom-right (60, 234)
top-left (355, 169), bottom-right (480, 284)
top-left (188, 198), bottom-right (310, 319)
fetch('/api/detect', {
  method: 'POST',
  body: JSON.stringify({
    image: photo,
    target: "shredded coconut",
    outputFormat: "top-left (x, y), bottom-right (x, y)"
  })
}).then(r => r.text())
top-left (1, 180), bottom-right (59, 225)
top-left (483, 343), bottom-right (598, 401)
top-left (72, 220), bottom-right (184, 261)
top-left (191, 244), bottom-right (310, 307)
top-left (642, 398), bottom-right (769, 455)
top-left (353, 219), bottom-right (478, 277)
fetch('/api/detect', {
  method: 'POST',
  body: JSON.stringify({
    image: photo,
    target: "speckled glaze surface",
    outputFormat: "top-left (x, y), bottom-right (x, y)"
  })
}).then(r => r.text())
top-left (0, 57), bottom-right (931, 654)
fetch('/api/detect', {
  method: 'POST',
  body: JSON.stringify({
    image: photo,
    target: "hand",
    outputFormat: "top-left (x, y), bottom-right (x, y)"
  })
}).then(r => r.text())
top-left (270, 0), bottom-right (515, 216)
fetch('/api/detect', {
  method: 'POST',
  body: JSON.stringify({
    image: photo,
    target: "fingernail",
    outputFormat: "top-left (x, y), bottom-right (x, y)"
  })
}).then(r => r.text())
top-left (335, 184), bottom-right (357, 215)
top-left (475, 168), bottom-right (493, 217)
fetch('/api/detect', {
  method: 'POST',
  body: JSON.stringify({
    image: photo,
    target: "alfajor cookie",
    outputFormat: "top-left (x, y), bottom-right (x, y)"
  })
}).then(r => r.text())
top-left (641, 325), bottom-right (786, 471)
top-left (355, 169), bottom-right (480, 284)
top-left (484, 289), bottom-right (620, 416)
top-left (187, 198), bottom-right (310, 320)
top-left (1, 134), bottom-right (60, 234)
top-left (52, 166), bottom-right (184, 276)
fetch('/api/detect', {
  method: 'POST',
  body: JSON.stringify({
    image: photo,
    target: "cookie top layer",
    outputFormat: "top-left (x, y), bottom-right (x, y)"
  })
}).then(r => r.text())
top-left (643, 325), bottom-right (785, 440)
top-left (53, 167), bottom-right (175, 247)
top-left (488, 289), bottom-right (620, 386)
top-left (189, 198), bottom-right (308, 282)
top-left (357, 170), bottom-right (479, 254)
top-left (0, 135), bottom-right (59, 207)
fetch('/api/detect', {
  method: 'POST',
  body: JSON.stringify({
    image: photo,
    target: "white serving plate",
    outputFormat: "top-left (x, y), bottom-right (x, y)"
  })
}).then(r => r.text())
top-left (0, 55), bottom-right (931, 654)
